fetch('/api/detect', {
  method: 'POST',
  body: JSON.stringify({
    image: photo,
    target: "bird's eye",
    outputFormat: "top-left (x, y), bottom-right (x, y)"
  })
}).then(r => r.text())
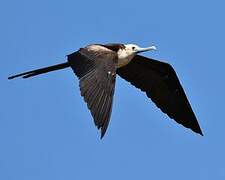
top-left (132, 46), bottom-right (135, 50)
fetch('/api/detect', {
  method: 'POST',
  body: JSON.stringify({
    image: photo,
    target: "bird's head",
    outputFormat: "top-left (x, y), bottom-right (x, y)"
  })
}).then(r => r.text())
top-left (124, 44), bottom-right (157, 55)
top-left (116, 43), bottom-right (157, 68)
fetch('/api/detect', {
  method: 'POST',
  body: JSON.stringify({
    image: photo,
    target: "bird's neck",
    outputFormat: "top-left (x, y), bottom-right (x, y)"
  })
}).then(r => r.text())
top-left (116, 49), bottom-right (135, 68)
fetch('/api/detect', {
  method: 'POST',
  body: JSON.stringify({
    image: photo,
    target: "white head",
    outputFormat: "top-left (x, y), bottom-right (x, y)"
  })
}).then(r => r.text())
top-left (124, 44), bottom-right (157, 56)
top-left (116, 44), bottom-right (157, 68)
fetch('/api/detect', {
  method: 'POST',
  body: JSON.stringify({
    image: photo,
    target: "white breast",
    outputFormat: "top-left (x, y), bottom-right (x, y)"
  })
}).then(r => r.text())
top-left (116, 49), bottom-right (135, 68)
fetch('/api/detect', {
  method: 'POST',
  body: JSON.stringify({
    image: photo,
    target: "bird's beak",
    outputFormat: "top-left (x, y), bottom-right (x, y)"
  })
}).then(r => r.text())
top-left (136, 46), bottom-right (157, 53)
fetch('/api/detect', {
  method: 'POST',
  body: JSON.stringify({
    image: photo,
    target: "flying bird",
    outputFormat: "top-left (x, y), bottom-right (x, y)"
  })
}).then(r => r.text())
top-left (8, 43), bottom-right (203, 138)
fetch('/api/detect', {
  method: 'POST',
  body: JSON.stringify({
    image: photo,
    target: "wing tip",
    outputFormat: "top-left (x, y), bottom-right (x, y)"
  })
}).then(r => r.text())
top-left (191, 123), bottom-right (203, 136)
top-left (100, 128), bottom-right (107, 139)
top-left (196, 129), bottom-right (204, 136)
top-left (100, 133), bottom-right (104, 139)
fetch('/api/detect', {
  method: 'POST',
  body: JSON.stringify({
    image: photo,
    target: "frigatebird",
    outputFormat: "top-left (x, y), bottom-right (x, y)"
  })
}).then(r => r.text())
top-left (8, 43), bottom-right (203, 138)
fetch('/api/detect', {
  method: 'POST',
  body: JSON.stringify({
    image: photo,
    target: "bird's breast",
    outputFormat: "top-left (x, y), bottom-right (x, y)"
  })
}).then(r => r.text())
top-left (116, 49), bottom-right (135, 68)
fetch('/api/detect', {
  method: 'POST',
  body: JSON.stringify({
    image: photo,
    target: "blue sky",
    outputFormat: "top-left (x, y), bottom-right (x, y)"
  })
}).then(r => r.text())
top-left (1, 0), bottom-right (225, 179)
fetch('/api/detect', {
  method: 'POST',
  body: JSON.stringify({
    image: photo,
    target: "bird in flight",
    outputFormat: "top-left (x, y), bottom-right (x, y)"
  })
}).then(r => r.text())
top-left (8, 43), bottom-right (203, 138)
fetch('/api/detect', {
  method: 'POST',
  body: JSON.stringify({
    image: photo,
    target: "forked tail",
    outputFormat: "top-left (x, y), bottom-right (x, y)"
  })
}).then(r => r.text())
top-left (8, 62), bottom-right (70, 79)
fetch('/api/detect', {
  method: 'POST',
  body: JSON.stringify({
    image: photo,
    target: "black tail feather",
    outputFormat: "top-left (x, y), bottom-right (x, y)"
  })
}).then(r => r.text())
top-left (8, 62), bottom-right (70, 79)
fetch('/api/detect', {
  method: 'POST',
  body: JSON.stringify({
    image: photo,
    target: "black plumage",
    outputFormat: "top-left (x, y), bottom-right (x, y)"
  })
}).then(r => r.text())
top-left (68, 47), bottom-right (117, 137)
top-left (117, 55), bottom-right (203, 135)
top-left (8, 43), bottom-right (203, 138)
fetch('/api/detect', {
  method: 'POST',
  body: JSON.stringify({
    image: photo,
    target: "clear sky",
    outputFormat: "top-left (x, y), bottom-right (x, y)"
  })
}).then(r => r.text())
top-left (1, 0), bottom-right (225, 179)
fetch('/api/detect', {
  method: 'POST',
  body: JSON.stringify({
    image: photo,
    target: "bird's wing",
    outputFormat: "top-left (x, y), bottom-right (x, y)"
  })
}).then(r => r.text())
top-left (117, 55), bottom-right (203, 135)
top-left (67, 46), bottom-right (117, 138)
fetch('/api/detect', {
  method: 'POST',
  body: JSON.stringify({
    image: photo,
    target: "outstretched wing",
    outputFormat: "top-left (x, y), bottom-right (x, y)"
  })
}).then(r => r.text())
top-left (117, 55), bottom-right (203, 135)
top-left (68, 45), bottom-right (117, 138)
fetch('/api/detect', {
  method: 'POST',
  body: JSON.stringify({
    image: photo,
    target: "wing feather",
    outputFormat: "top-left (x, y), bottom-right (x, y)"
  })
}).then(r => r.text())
top-left (67, 45), bottom-right (117, 138)
top-left (117, 55), bottom-right (203, 135)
